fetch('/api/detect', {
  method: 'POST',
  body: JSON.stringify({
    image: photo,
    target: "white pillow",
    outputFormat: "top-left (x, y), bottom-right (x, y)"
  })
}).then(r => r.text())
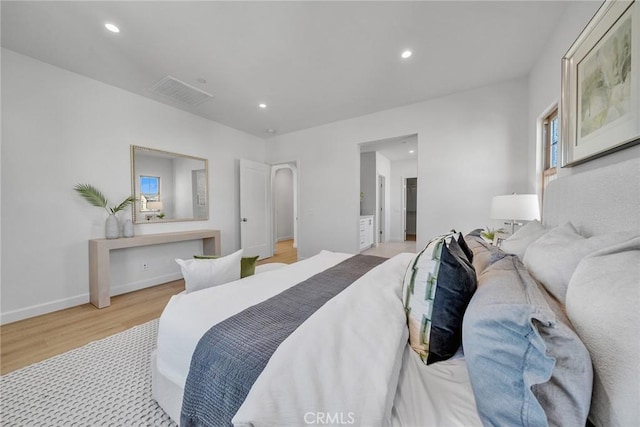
top-left (499, 220), bottom-right (549, 260)
top-left (176, 249), bottom-right (243, 293)
top-left (565, 236), bottom-right (640, 427)
top-left (523, 224), bottom-right (630, 304)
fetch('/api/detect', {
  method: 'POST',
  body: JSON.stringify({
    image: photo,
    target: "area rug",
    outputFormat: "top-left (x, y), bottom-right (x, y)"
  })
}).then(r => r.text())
top-left (0, 319), bottom-right (176, 426)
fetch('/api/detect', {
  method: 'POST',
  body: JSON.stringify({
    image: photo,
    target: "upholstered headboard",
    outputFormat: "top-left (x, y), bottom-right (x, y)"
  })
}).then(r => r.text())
top-left (542, 157), bottom-right (640, 236)
top-left (541, 156), bottom-right (640, 427)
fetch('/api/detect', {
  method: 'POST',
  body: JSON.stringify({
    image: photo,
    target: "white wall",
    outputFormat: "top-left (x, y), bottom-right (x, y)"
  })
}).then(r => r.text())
top-left (1, 49), bottom-right (266, 323)
top-left (528, 1), bottom-right (640, 191)
top-left (390, 160), bottom-right (418, 241)
top-left (359, 152), bottom-right (376, 216)
top-left (274, 168), bottom-right (294, 241)
top-left (265, 77), bottom-right (530, 258)
top-left (172, 157), bottom-right (207, 220)
top-left (359, 151), bottom-right (391, 245)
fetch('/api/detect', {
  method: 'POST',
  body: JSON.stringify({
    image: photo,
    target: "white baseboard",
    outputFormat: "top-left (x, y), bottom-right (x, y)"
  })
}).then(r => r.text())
top-left (1, 294), bottom-right (89, 325)
top-left (111, 272), bottom-right (183, 296)
top-left (276, 236), bottom-right (294, 242)
top-left (0, 273), bottom-right (183, 325)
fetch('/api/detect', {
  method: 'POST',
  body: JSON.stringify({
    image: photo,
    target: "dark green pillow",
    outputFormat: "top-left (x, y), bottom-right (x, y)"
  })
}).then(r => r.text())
top-left (193, 254), bottom-right (259, 278)
top-left (240, 256), bottom-right (259, 278)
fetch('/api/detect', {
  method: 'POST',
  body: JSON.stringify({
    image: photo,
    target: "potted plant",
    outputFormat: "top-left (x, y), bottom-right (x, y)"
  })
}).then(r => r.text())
top-left (74, 184), bottom-right (134, 239)
top-left (481, 227), bottom-right (506, 243)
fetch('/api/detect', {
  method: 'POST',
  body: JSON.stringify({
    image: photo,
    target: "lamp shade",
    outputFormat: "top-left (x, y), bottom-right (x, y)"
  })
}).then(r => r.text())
top-left (490, 194), bottom-right (540, 221)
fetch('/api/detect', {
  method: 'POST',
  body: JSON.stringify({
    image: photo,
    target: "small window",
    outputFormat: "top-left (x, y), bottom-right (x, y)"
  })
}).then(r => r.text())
top-left (140, 175), bottom-right (160, 211)
top-left (542, 107), bottom-right (558, 197)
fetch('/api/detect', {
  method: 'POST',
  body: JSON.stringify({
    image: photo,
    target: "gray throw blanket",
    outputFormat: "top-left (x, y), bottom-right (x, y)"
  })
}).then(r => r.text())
top-left (180, 254), bottom-right (386, 427)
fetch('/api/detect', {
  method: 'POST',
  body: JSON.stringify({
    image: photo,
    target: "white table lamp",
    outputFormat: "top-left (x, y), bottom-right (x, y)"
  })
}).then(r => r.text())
top-left (490, 194), bottom-right (540, 234)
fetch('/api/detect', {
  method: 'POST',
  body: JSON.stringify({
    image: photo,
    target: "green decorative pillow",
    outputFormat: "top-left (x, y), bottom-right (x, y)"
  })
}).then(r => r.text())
top-left (194, 254), bottom-right (259, 278)
top-left (240, 255), bottom-right (259, 278)
top-left (402, 231), bottom-right (477, 364)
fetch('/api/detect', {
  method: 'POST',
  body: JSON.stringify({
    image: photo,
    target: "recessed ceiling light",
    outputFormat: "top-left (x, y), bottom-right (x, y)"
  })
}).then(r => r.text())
top-left (401, 50), bottom-right (412, 59)
top-left (105, 23), bottom-right (120, 33)
top-left (259, 103), bottom-right (267, 109)
top-left (266, 129), bottom-right (277, 134)
top-left (409, 150), bottom-right (415, 154)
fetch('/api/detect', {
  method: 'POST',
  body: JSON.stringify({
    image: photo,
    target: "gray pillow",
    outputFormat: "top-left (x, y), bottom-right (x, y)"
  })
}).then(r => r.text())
top-left (463, 254), bottom-right (592, 427)
top-left (500, 220), bottom-right (549, 260)
top-left (463, 234), bottom-right (507, 276)
top-left (566, 236), bottom-right (640, 427)
top-left (523, 223), bottom-right (630, 304)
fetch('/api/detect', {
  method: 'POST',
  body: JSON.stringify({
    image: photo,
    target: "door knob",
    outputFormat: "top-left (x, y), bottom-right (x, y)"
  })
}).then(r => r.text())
top-left (241, 218), bottom-right (248, 222)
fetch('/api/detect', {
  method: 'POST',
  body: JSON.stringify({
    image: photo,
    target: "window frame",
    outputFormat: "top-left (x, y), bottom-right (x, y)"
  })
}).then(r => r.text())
top-left (541, 106), bottom-right (559, 198)
top-left (139, 175), bottom-right (161, 212)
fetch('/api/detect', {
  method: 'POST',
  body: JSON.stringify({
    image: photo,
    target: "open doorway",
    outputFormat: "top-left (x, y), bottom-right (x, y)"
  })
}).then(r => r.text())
top-left (272, 162), bottom-right (298, 259)
top-left (359, 134), bottom-right (418, 249)
top-left (404, 177), bottom-right (417, 241)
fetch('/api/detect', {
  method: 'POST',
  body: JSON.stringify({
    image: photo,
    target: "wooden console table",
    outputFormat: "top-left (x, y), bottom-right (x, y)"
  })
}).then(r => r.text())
top-left (89, 229), bottom-right (221, 308)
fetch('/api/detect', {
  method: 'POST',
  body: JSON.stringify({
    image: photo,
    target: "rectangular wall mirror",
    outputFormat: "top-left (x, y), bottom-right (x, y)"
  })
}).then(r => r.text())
top-left (130, 145), bottom-right (209, 224)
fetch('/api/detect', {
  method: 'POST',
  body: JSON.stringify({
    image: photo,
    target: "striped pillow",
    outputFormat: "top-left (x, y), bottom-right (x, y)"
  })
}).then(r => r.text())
top-left (402, 232), bottom-right (477, 364)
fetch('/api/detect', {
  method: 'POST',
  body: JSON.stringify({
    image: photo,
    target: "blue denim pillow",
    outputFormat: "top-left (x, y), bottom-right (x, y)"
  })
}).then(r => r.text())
top-left (463, 255), bottom-right (592, 426)
top-left (463, 295), bottom-right (555, 425)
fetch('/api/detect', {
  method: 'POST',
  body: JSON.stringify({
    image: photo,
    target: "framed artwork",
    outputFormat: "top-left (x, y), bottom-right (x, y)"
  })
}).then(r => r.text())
top-left (561, 0), bottom-right (640, 167)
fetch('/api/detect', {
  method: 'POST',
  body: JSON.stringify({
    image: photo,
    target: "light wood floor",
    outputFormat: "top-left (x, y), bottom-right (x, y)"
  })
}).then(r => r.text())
top-left (258, 239), bottom-right (298, 265)
top-left (0, 240), bottom-right (297, 374)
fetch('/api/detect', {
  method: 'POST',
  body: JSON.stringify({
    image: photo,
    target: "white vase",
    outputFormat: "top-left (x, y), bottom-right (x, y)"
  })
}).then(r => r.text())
top-left (123, 219), bottom-right (135, 238)
top-left (105, 214), bottom-right (120, 239)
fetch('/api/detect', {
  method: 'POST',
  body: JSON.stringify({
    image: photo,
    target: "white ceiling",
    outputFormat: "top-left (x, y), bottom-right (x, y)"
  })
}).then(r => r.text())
top-left (1, 1), bottom-right (570, 139)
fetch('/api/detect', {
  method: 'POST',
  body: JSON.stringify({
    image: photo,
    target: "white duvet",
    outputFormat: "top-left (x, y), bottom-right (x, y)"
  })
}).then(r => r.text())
top-left (156, 251), bottom-right (411, 426)
top-left (233, 252), bottom-right (412, 427)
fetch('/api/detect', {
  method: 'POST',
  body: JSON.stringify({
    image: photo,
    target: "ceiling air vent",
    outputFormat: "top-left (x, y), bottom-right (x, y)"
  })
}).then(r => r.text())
top-left (150, 76), bottom-right (213, 107)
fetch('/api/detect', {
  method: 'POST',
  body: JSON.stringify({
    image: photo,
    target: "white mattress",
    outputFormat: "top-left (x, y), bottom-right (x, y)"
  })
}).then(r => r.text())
top-left (154, 250), bottom-right (481, 426)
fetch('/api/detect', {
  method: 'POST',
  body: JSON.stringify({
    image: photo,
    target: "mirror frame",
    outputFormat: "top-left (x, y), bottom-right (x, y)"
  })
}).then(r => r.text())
top-left (130, 145), bottom-right (209, 224)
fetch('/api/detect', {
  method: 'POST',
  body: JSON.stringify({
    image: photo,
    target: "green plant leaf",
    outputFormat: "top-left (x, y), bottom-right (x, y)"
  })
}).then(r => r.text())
top-left (110, 196), bottom-right (135, 214)
top-left (74, 184), bottom-right (109, 213)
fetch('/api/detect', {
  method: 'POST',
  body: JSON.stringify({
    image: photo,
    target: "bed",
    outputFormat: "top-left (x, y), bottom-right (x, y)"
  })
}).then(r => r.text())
top-left (152, 156), bottom-right (639, 426)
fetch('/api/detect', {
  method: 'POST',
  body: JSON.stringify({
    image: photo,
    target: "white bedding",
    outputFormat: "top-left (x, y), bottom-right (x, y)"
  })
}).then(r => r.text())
top-left (156, 250), bottom-right (352, 388)
top-left (155, 250), bottom-right (481, 426)
top-left (233, 252), bottom-right (412, 426)
top-left (392, 347), bottom-right (481, 427)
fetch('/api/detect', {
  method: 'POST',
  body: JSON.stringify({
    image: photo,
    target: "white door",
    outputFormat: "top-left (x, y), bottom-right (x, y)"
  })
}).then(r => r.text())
top-left (240, 159), bottom-right (272, 259)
